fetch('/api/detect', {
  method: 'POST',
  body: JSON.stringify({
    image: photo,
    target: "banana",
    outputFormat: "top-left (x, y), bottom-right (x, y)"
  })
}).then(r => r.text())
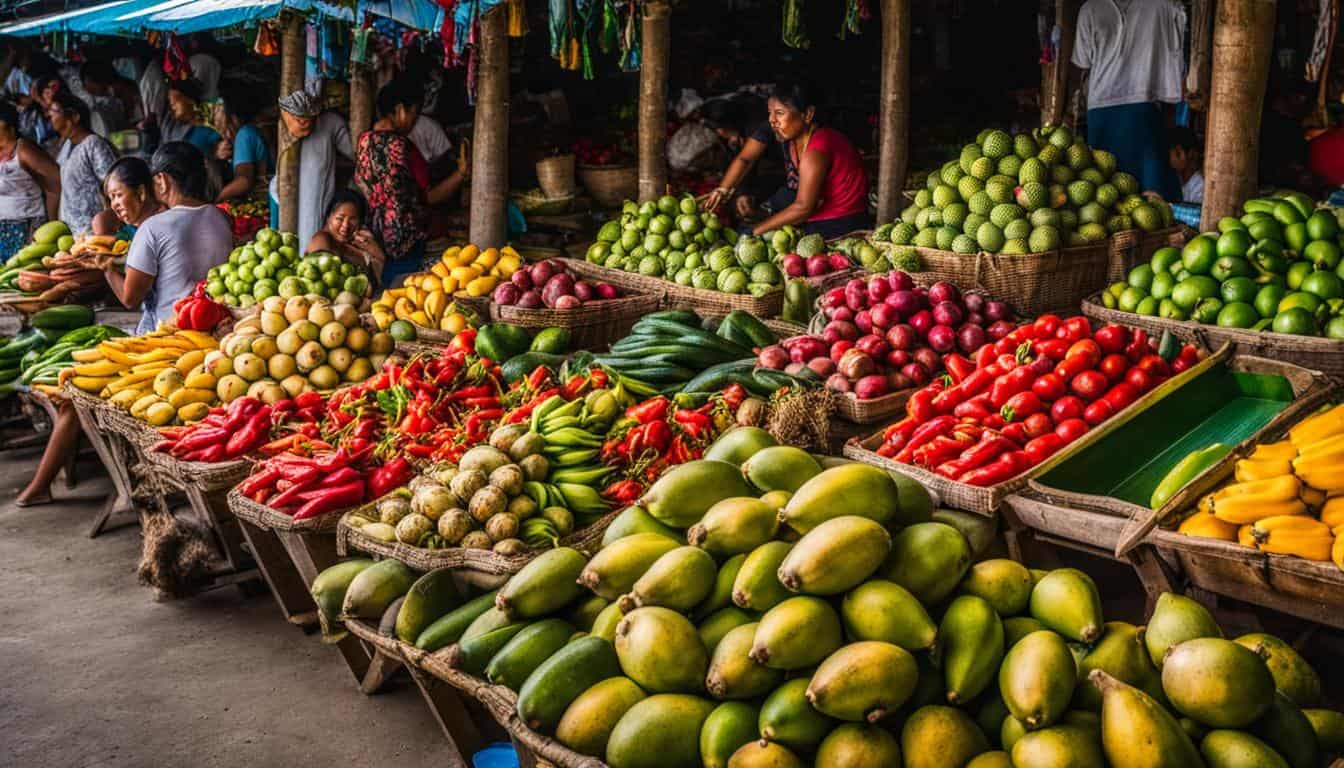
top-left (174, 349), bottom-right (207, 375)
top-left (1238, 524), bottom-right (1255, 548)
top-left (1176, 509), bottom-right (1239, 541)
top-left (127, 349), bottom-right (181, 365)
top-left (130, 360), bottom-right (173, 375)
top-left (174, 330), bottom-right (218, 350)
top-left (73, 360), bottom-right (124, 377)
top-left (1289, 403), bottom-right (1344, 450)
top-left (71, 348), bottom-right (104, 363)
top-left (1291, 458), bottom-right (1344, 494)
top-left (1234, 458), bottom-right (1294, 484)
top-left (1207, 475), bottom-right (1302, 526)
top-left (100, 346), bottom-right (137, 366)
top-left (1300, 484), bottom-right (1327, 511)
top-left (1249, 516), bottom-right (1334, 561)
top-left (71, 375), bottom-right (116, 393)
top-left (167, 388), bottom-right (215, 409)
top-left (1321, 497), bottom-right (1344, 529)
top-left (1332, 526), bottom-right (1343, 570)
top-left (104, 371), bottom-right (158, 393)
top-left (1250, 440), bottom-right (1298, 462)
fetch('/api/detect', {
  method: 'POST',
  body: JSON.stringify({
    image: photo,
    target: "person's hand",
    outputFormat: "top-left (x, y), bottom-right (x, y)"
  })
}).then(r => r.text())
top-left (458, 140), bottom-right (472, 181)
top-left (353, 228), bottom-right (385, 262)
top-left (215, 139), bottom-right (232, 161)
top-left (704, 187), bottom-right (729, 211)
top-left (734, 194), bottom-right (756, 220)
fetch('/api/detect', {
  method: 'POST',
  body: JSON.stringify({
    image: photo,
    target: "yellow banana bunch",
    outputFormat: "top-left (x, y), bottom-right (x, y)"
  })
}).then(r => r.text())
top-left (1249, 440), bottom-right (1297, 462)
top-left (1234, 458), bottom-right (1293, 484)
top-left (1209, 475), bottom-right (1305, 524)
top-left (1176, 509), bottom-right (1239, 541)
top-left (1333, 526), bottom-right (1344, 570)
top-left (1288, 403), bottom-right (1344, 450)
top-left (1292, 449), bottom-right (1344, 494)
top-left (1245, 515), bottom-right (1334, 561)
top-left (1321, 497), bottom-right (1344, 529)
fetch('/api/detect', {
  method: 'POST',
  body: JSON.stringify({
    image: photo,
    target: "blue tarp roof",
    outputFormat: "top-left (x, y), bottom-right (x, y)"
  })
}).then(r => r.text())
top-left (0, 0), bottom-right (441, 36)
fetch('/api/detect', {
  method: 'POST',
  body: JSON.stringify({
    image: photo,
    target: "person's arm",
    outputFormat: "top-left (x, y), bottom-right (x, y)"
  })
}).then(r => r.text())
top-left (306, 230), bottom-right (338, 255)
top-left (91, 209), bottom-right (121, 236)
top-left (752, 144), bottom-right (830, 234)
top-left (427, 140), bottom-right (470, 206)
top-left (104, 265), bottom-right (154, 309)
top-left (217, 161), bottom-right (256, 202)
top-left (17, 140), bottom-right (61, 222)
top-left (706, 137), bottom-right (767, 210)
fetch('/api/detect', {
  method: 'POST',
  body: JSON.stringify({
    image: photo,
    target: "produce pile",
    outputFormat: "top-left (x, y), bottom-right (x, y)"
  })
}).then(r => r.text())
top-left (1171, 403), bottom-right (1344, 568)
top-left (491, 258), bottom-right (625, 310)
top-left (751, 226), bottom-right (854, 280)
top-left (1102, 193), bottom-right (1344, 336)
top-left (585, 196), bottom-right (789, 296)
top-left (204, 228), bottom-right (371, 308)
top-left (213, 295), bottom-right (392, 400)
top-left (371, 243), bottom-right (525, 334)
top-left (832, 234), bottom-right (920, 275)
top-left (772, 272), bottom-right (1015, 400)
top-left (873, 125), bottom-right (1174, 254)
top-left (0, 305), bottom-right (101, 395)
top-left (71, 327), bottom-right (220, 425)
top-left (2, 230), bottom-right (125, 305)
top-left (876, 317), bottom-right (1201, 485)
top-left (312, 427), bottom-right (1343, 768)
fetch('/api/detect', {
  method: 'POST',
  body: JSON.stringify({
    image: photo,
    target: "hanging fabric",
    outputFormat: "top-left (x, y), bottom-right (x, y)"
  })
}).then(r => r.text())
top-left (619, 0), bottom-right (640, 71)
top-left (507, 0), bottom-right (528, 36)
top-left (782, 0), bottom-right (810, 49)
top-left (350, 24), bottom-right (372, 68)
top-left (1305, 0), bottom-right (1338, 83)
top-left (255, 22), bottom-right (280, 57)
top-left (576, 0), bottom-right (600, 79)
top-left (549, 0), bottom-right (570, 59)
top-left (600, 0), bottom-right (619, 53)
top-left (164, 34), bottom-right (191, 80)
top-left (837, 0), bottom-right (870, 39)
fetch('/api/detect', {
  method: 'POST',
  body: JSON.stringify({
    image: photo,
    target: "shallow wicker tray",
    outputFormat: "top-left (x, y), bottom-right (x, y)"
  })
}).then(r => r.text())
top-left (1105, 226), bottom-right (1187, 283)
top-left (140, 446), bottom-right (254, 492)
top-left (488, 291), bottom-right (663, 353)
top-left (564, 259), bottom-right (784, 319)
top-left (226, 486), bottom-right (346, 534)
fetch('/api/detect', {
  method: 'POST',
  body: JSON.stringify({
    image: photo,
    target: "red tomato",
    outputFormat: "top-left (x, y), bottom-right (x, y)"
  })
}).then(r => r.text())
top-left (1125, 328), bottom-right (1153, 362)
top-left (1057, 317), bottom-right (1091, 342)
top-left (1083, 399), bottom-right (1115, 425)
top-left (1092, 324), bottom-right (1129, 355)
top-left (1066, 339), bottom-right (1103, 368)
top-left (1050, 395), bottom-right (1085, 422)
top-left (1099, 353), bottom-right (1130, 382)
top-left (1003, 391), bottom-right (1043, 420)
top-left (1023, 412), bottom-right (1054, 439)
top-left (1033, 338), bottom-right (1070, 362)
top-left (1033, 314), bottom-right (1062, 338)
top-left (1031, 372), bottom-right (1067, 401)
top-left (1054, 355), bottom-right (1092, 382)
top-left (1135, 354), bottom-right (1171, 378)
top-left (1054, 417), bottom-right (1090, 443)
top-left (1124, 367), bottom-right (1153, 393)
top-left (1024, 433), bottom-right (1065, 465)
top-left (1070, 370), bottom-right (1110, 401)
top-left (1103, 382), bottom-right (1140, 411)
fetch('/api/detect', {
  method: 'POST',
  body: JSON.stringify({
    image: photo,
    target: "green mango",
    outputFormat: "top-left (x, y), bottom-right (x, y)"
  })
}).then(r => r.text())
top-left (779, 464), bottom-right (900, 533)
top-left (605, 694), bottom-right (716, 768)
top-left (1303, 708), bottom-right (1344, 753)
top-left (687, 497), bottom-right (780, 559)
top-left (619, 545), bottom-right (717, 614)
top-left (1004, 616), bottom-right (1049, 649)
top-left (960, 558), bottom-right (1034, 616)
top-left (555, 677), bottom-right (646, 758)
top-left (938, 595), bottom-right (1005, 705)
top-left (589, 601), bottom-right (625, 642)
top-left (1233, 633), bottom-right (1321, 708)
top-left (883, 522), bottom-right (973, 604)
top-left (705, 622), bottom-right (782, 700)
top-left (999, 630), bottom-right (1076, 729)
top-left (697, 606), bottom-right (753, 657)
top-left (602, 505), bottom-right (685, 547)
top-left (1199, 730), bottom-right (1290, 768)
top-left (703, 426), bottom-right (777, 465)
top-left (1145, 592), bottom-right (1222, 667)
top-left (900, 705), bottom-right (991, 768)
top-left (700, 701), bottom-right (761, 768)
top-left (777, 515), bottom-right (891, 596)
top-left (805, 640), bottom-right (919, 722)
top-left (1162, 638), bottom-right (1274, 728)
top-left (579, 532), bottom-right (680, 601)
top-left (1250, 692), bottom-right (1321, 768)
top-left (731, 541), bottom-right (793, 612)
top-left (1011, 725), bottom-right (1105, 768)
top-left (614, 606), bottom-right (708, 694)
top-left (694, 553), bottom-right (746, 620)
top-left (1092, 670), bottom-right (1204, 768)
top-left (724, 741), bottom-right (804, 767)
top-left (749, 596), bottom-right (842, 670)
top-left (840, 579), bottom-right (937, 651)
top-left (741, 445), bottom-right (823, 494)
top-left (1075, 622), bottom-right (1165, 712)
top-left (759, 678), bottom-right (833, 752)
top-left (495, 547), bottom-right (587, 620)
top-left (1029, 568), bottom-right (1103, 643)
top-left (815, 723), bottom-right (904, 768)
top-left (639, 459), bottom-right (754, 528)
top-left (931, 507), bottom-right (996, 557)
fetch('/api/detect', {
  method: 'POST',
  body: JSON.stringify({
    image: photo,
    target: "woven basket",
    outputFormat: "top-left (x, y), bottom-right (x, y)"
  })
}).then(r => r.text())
top-left (226, 486), bottom-right (345, 534)
top-left (1106, 226), bottom-right (1187, 283)
top-left (536, 155), bottom-right (577, 198)
top-left (489, 291), bottom-right (663, 353)
top-left (227, 305), bottom-right (260, 321)
top-left (344, 618), bottom-right (408, 662)
top-left (337, 503), bottom-right (623, 575)
top-left (831, 387), bottom-right (916, 425)
top-left (394, 339), bottom-right (447, 359)
top-left (578, 164), bottom-right (638, 209)
top-left (96, 399), bottom-right (162, 449)
top-left (140, 445), bottom-right (254, 492)
top-left (1081, 292), bottom-right (1344, 377)
top-left (565, 258), bottom-right (784, 319)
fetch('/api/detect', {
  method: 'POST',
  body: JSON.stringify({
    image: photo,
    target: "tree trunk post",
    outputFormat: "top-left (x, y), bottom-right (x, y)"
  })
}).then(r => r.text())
top-left (470, 7), bottom-right (510, 248)
top-left (348, 68), bottom-right (373, 143)
top-left (875, 0), bottom-right (911, 224)
top-left (638, 1), bottom-right (670, 202)
top-left (1041, 0), bottom-right (1078, 127)
top-left (1200, 0), bottom-right (1274, 229)
top-left (276, 13), bottom-right (304, 234)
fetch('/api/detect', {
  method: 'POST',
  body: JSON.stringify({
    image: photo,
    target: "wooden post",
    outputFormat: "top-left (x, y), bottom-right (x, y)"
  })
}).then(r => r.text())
top-left (470, 7), bottom-right (509, 248)
top-left (638, 1), bottom-right (670, 202)
top-left (1041, 0), bottom-right (1078, 127)
top-left (348, 68), bottom-right (373, 143)
top-left (276, 13), bottom-right (305, 234)
top-left (1200, 0), bottom-right (1274, 229)
top-left (875, 0), bottom-right (911, 224)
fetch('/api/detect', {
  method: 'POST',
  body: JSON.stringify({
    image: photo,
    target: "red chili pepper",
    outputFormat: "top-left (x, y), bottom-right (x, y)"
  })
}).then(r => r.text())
top-left (982, 413), bottom-right (1006, 430)
top-left (943, 353), bottom-right (975, 383)
top-left (367, 457), bottom-right (415, 498)
top-left (527, 365), bottom-right (552, 391)
top-left (291, 480), bottom-right (365, 519)
top-left (673, 409), bottom-right (713, 440)
top-left (1033, 338), bottom-right (1070, 362)
top-left (448, 328), bottom-right (477, 355)
top-left (959, 450), bottom-right (1030, 486)
top-left (914, 434), bottom-right (973, 468)
top-left (587, 368), bottom-right (609, 390)
top-left (460, 396), bottom-right (502, 409)
top-left (882, 416), bottom-right (917, 444)
top-left (975, 345), bottom-right (998, 369)
top-left (451, 384), bottom-right (495, 401)
top-left (602, 478), bottom-right (643, 504)
top-left (953, 394), bottom-right (993, 420)
top-left (225, 408), bottom-right (272, 458)
top-left (1001, 391), bottom-right (1043, 422)
top-left (907, 387), bottom-right (940, 423)
top-left (958, 368), bottom-right (996, 398)
top-left (1024, 433), bottom-right (1066, 465)
top-left (934, 432), bottom-right (1013, 478)
top-left (666, 433), bottom-right (693, 464)
top-left (237, 467), bottom-right (281, 497)
top-left (1001, 422), bottom-right (1029, 445)
top-left (625, 397), bottom-right (671, 424)
top-left (989, 367), bottom-right (1035, 408)
top-left (895, 415), bottom-right (957, 463)
top-left (719, 383), bottom-right (748, 411)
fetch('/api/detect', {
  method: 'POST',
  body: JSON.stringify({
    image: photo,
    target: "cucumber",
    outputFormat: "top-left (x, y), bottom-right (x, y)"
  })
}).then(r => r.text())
top-left (680, 360), bottom-right (758, 393)
top-left (485, 618), bottom-right (577, 691)
top-left (379, 597), bottom-right (405, 637)
top-left (516, 635), bottom-right (623, 731)
top-left (641, 310), bottom-right (701, 326)
top-left (447, 621), bottom-right (529, 676)
top-left (716, 316), bottom-right (757, 350)
top-left (721, 310), bottom-right (777, 348)
top-left (30, 304), bottom-right (93, 331)
top-left (414, 589), bottom-right (500, 651)
top-left (460, 606), bottom-right (515, 642)
top-left (630, 365), bottom-right (698, 383)
top-left (501, 351), bottom-right (569, 384)
top-left (395, 568), bottom-right (462, 644)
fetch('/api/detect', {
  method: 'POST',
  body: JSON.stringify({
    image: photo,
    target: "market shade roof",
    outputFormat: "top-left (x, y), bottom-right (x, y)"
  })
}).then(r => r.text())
top-left (0, 0), bottom-right (441, 36)
top-left (0, 0), bottom-right (139, 36)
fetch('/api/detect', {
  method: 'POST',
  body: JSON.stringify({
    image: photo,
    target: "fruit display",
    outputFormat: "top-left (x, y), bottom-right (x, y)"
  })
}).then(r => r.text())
top-left (0, 223), bottom-right (124, 303)
top-left (873, 125), bottom-right (1174, 254)
top-left (203, 228), bottom-right (371, 308)
top-left (213, 295), bottom-right (392, 401)
top-left (369, 243), bottom-right (524, 331)
top-left (833, 234), bottom-right (922, 275)
top-left (312, 428), bottom-right (1343, 768)
top-left (70, 327), bottom-right (220, 425)
top-left (1172, 402), bottom-right (1344, 569)
top-left (758, 226), bottom-right (855, 280)
top-left (876, 317), bottom-right (1202, 485)
top-left (585, 195), bottom-right (788, 296)
top-left (0, 306), bottom-right (111, 395)
top-left (20, 324), bottom-right (124, 390)
top-left (491, 258), bottom-right (623, 309)
top-left (1102, 192), bottom-right (1344, 336)
top-left (780, 272), bottom-right (1015, 399)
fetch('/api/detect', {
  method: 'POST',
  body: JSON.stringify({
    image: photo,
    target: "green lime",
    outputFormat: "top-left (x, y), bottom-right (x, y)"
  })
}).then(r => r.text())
top-left (387, 319), bottom-right (418, 341)
top-left (1107, 281), bottom-right (1128, 299)
top-left (1135, 296), bottom-right (1158, 316)
top-left (1119, 286), bottom-right (1148, 313)
top-left (1216, 229), bottom-right (1252, 259)
top-left (1159, 298), bottom-right (1187, 320)
top-left (1101, 291), bottom-right (1118, 309)
top-left (1171, 275), bottom-right (1220, 310)
top-left (657, 195), bottom-right (680, 216)
top-left (1217, 217), bottom-right (1247, 233)
top-left (1192, 297), bottom-right (1224, 324)
top-left (1301, 270), bottom-right (1344, 300)
top-left (1210, 256), bottom-right (1253, 282)
top-left (1273, 201), bottom-right (1305, 226)
top-left (1151, 246), bottom-right (1182, 275)
top-left (1247, 219), bottom-right (1283, 243)
top-left (1272, 307), bottom-right (1317, 335)
top-left (1150, 271), bottom-right (1176, 300)
top-left (1128, 264), bottom-right (1155, 291)
top-left (1284, 222), bottom-right (1310, 253)
top-left (1181, 236), bottom-right (1217, 275)
top-left (1287, 261), bottom-right (1315, 290)
top-left (206, 279), bottom-right (226, 297)
top-left (1304, 240), bottom-right (1342, 270)
top-left (1216, 302), bottom-right (1258, 328)
top-left (1220, 276), bottom-right (1258, 304)
top-left (1307, 210), bottom-right (1340, 241)
top-left (1174, 269), bottom-right (1192, 282)
top-left (1240, 211), bottom-right (1270, 227)
top-left (1251, 240), bottom-right (1290, 274)
top-left (1325, 316), bottom-right (1344, 340)
top-left (1279, 291), bottom-right (1323, 314)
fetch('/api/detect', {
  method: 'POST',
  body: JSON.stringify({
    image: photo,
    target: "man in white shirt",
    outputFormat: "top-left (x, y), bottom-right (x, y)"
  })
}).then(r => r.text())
top-left (1072, 0), bottom-right (1185, 200)
top-left (409, 114), bottom-right (453, 166)
top-left (270, 88), bottom-right (355, 246)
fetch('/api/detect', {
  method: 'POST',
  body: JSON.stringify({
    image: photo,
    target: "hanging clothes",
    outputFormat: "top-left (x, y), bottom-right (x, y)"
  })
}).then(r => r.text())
top-left (783, 0), bottom-right (810, 49)
top-left (838, 0), bottom-right (871, 39)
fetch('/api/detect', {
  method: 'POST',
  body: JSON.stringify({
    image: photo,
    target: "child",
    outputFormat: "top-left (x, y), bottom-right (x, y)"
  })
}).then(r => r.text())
top-left (1168, 126), bottom-right (1204, 204)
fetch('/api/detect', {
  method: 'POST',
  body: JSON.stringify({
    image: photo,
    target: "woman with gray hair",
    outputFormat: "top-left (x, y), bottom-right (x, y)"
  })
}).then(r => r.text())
top-left (268, 88), bottom-right (353, 246)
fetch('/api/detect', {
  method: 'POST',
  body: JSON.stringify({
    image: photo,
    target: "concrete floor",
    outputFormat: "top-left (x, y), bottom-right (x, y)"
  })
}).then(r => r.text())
top-left (0, 443), bottom-right (462, 768)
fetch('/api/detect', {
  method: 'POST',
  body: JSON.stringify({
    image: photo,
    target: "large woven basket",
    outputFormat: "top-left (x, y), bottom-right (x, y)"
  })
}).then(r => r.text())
top-left (488, 291), bottom-right (663, 353)
top-left (536, 154), bottom-right (577, 198)
top-left (565, 258), bottom-right (784, 319)
top-left (1106, 226), bottom-right (1187, 283)
top-left (336, 502), bottom-right (622, 576)
top-left (226, 486), bottom-right (346, 534)
top-left (578, 164), bottom-right (638, 209)
top-left (1081, 292), bottom-right (1344, 377)
top-left (141, 446), bottom-right (254, 492)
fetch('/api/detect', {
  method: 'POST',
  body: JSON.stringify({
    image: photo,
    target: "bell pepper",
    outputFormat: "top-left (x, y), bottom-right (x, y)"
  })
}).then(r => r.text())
top-left (368, 457), bottom-right (414, 498)
top-left (625, 397), bottom-right (671, 424)
top-left (225, 408), bottom-right (272, 458)
top-left (673, 408), bottom-right (712, 440)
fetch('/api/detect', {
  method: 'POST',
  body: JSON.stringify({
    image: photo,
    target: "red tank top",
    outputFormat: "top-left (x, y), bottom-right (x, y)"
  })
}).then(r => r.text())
top-left (799, 126), bottom-right (868, 222)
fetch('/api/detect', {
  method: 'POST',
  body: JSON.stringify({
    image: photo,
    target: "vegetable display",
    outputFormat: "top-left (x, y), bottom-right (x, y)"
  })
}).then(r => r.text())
top-left (877, 317), bottom-right (1201, 485)
top-left (172, 281), bottom-right (231, 332)
top-left (70, 328), bottom-right (221, 425)
top-left (873, 125), bottom-right (1174, 254)
top-left (1102, 192), bottom-right (1344, 336)
top-left (204, 228), bottom-right (371, 308)
top-left (491, 258), bottom-right (622, 309)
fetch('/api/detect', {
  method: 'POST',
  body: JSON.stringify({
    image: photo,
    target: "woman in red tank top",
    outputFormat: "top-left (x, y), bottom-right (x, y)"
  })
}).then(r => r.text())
top-left (706, 82), bottom-right (871, 239)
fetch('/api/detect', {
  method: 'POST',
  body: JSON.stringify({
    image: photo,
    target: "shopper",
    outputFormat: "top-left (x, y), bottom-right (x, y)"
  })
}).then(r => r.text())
top-left (103, 141), bottom-right (231, 335)
top-left (0, 100), bottom-right (60, 260)
top-left (1071, 0), bottom-right (1185, 200)
top-left (90, 157), bottom-right (164, 239)
top-left (306, 189), bottom-right (385, 280)
top-left (1167, 126), bottom-right (1204, 204)
top-left (270, 88), bottom-right (354, 247)
top-left (355, 81), bottom-right (431, 286)
top-left (215, 86), bottom-right (271, 203)
top-left (160, 78), bottom-right (221, 157)
top-left (48, 91), bottom-right (118, 235)
top-left (79, 60), bottom-right (144, 130)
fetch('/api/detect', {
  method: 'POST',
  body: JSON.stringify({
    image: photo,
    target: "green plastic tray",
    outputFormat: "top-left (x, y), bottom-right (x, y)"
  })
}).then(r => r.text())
top-left (1033, 363), bottom-right (1293, 507)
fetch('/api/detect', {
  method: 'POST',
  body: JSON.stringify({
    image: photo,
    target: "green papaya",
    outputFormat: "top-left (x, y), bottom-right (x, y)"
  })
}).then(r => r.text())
top-left (900, 705), bottom-right (991, 768)
top-left (698, 606), bottom-right (753, 657)
top-left (579, 532), bottom-right (681, 600)
top-left (741, 445), bottom-right (822, 494)
top-left (1075, 622), bottom-right (1165, 712)
top-left (704, 426), bottom-right (778, 465)
top-left (805, 640), bottom-right (918, 722)
top-left (341, 559), bottom-right (415, 619)
top-left (701, 701), bottom-right (761, 768)
top-left (1161, 637), bottom-right (1275, 728)
top-left (1145, 592), bottom-right (1222, 668)
top-left (1000, 630), bottom-right (1076, 729)
top-left (1011, 724), bottom-right (1105, 768)
top-left (605, 694), bottom-right (716, 768)
top-left (615, 606), bottom-right (708, 694)
top-left (932, 508), bottom-right (997, 557)
top-left (960, 558), bottom-right (1033, 616)
top-left (731, 540), bottom-right (793, 612)
top-left (394, 567), bottom-right (461, 643)
top-left (566, 594), bottom-right (609, 632)
top-left (1092, 670), bottom-right (1205, 768)
top-left (415, 589), bottom-right (500, 650)
top-left (639, 460), bottom-right (754, 528)
top-left (706, 621), bottom-right (783, 701)
top-left (484, 618), bottom-right (576, 690)
top-left (555, 676), bottom-right (646, 757)
top-left (938, 595), bottom-right (1005, 705)
top-left (1249, 692), bottom-right (1320, 768)
top-left (687, 497), bottom-right (780, 559)
top-left (1199, 730), bottom-right (1290, 768)
top-left (815, 723), bottom-right (903, 768)
top-left (1004, 616), bottom-right (1048, 649)
top-left (602, 505), bottom-right (686, 547)
top-left (619, 545), bottom-right (717, 613)
top-left (840, 579), bottom-right (937, 651)
top-left (310, 559), bottom-right (375, 640)
top-left (447, 621), bottom-right (528, 676)
top-left (759, 678), bottom-right (833, 752)
top-left (779, 464), bottom-right (900, 533)
top-left (882, 522), bottom-right (972, 604)
top-left (749, 596), bottom-right (842, 670)
top-left (495, 546), bottom-right (587, 619)
top-left (516, 635), bottom-right (622, 732)
top-left (777, 515), bottom-right (890, 596)
top-left (1029, 568), bottom-right (1103, 643)
top-left (695, 553), bottom-right (746, 619)
top-left (1233, 633), bottom-right (1321, 708)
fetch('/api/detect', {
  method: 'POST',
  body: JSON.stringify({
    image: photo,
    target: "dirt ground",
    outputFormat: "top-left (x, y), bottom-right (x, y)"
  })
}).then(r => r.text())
top-left (0, 443), bottom-right (475, 768)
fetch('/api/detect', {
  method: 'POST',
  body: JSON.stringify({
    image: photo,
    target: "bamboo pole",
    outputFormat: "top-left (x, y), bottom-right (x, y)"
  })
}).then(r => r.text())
top-left (348, 68), bottom-right (373, 143)
top-left (1041, 0), bottom-right (1078, 127)
top-left (470, 7), bottom-right (509, 248)
top-left (638, 1), bottom-right (670, 202)
top-left (276, 13), bottom-right (304, 234)
top-left (1200, 0), bottom-right (1274, 229)
top-left (875, 0), bottom-right (911, 224)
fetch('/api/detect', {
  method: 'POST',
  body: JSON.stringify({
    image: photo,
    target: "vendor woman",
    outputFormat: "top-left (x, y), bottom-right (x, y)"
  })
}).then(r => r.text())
top-left (704, 83), bottom-right (870, 239)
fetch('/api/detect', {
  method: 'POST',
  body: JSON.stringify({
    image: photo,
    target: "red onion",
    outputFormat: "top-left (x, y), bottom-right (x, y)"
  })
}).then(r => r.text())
top-left (807, 254), bottom-right (831, 277)
top-left (927, 324), bottom-right (957, 353)
top-left (867, 276), bottom-right (891, 303)
top-left (932, 301), bottom-right (964, 328)
top-left (984, 300), bottom-right (1013, 322)
top-left (868, 303), bottom-right (897, 330)
top-left (987, 320), bottom-right (1016, 341)
top-left (912, 347), bottom-right (941, 372)
top-left (830, 340), bottom-right (854, 361)
top-left (759, 345), bottom-right (790, 369)
top-left (826, 373), bottom-right (852, 393)
top-left (855, 310), bottom-right (873, 334)
top-left (908, 309), bottom-right (934, 336)
top-left (901, 361), bottom-right (931, 386)
top-left (886, 290), bottom-right (922, 318)
top-left (956, 324), bottom-right (988, 354)
top-left (887, 271), bottom-right (915, 292)
top-left (928, 281), bottom-right (961, 305)
top-left (492, 283), bottom-right (521, 305)
top-left (855, 334), bottom-right (888, 359)
top-left (807, 357), bottom-right (836, 377)
top-left (885, 324), bottom-right (918, 351)
top-left (854, 375), bottom-right (890, 399)
top-left (781, 254), bottom-right (805, 278)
